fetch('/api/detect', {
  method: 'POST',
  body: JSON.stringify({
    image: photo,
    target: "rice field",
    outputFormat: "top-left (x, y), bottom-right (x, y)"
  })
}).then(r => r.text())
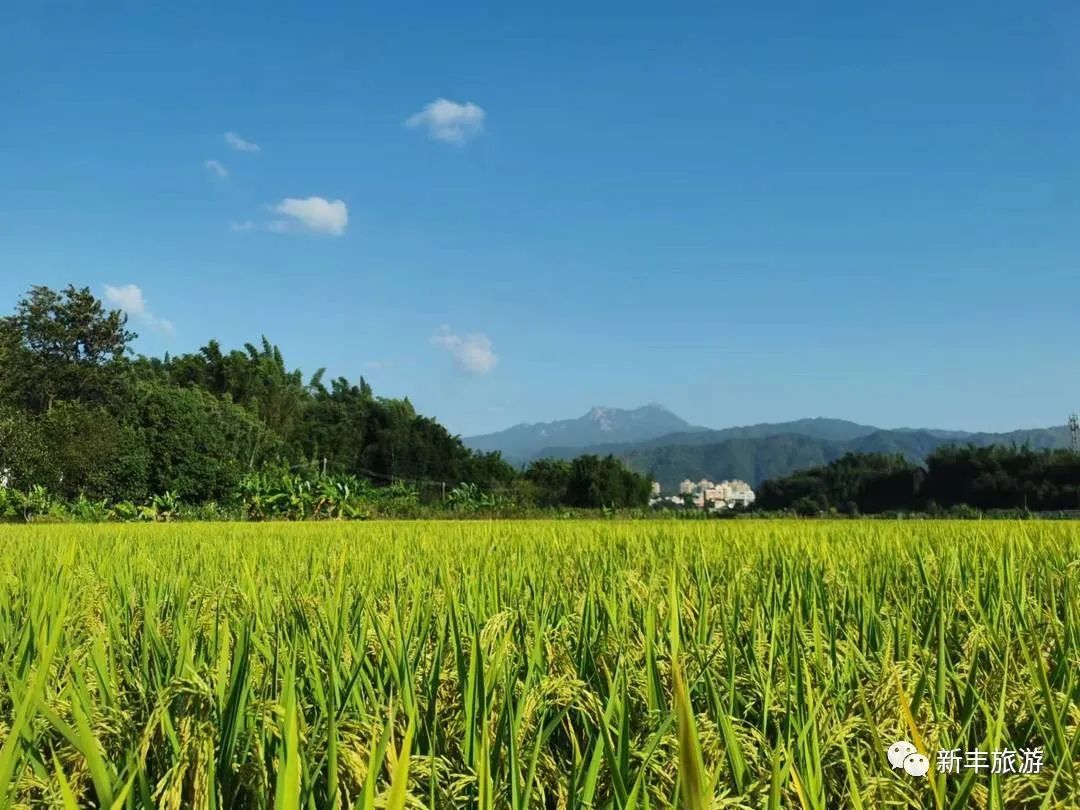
top-left (0, 520), bottom-right (1078, 809)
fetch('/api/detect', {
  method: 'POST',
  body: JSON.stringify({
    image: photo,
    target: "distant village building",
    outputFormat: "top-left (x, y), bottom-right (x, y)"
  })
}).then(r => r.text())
top-left (650, 481), bottom-right (662, 496)
top-left (707, 479), bottom-right (756, 509)
top-left (651, 478), bottom-right (756, 511)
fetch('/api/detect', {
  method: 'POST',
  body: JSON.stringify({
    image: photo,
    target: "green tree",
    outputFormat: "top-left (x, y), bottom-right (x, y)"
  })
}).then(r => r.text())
top-left (924, 445), bottom-right (1080, 512)
top-left (523, 458), bottom-right (573, 506)
top-left (756, 452), bottom-right (923, 514)
top-left (37, 402), bottom-right (149, 501)
top-left (130, 380), bottom-right (284, 502)
top-left (0, 407), bottom-right (49, 489)
top-left (0, 285), bottom-right (135, 412)
top-left (565, 454), bottom-right (652, 509)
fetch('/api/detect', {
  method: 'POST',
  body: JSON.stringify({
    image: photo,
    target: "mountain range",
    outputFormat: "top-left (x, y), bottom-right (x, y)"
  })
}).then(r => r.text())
top-left (463, 404), bottom-right (707, 462)
top-left (464, 406), bottom-right (1071, 489)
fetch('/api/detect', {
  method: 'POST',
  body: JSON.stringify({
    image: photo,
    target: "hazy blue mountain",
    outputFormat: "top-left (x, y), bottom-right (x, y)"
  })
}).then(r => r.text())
top-left (463, 405), bottom-right (704, 463)
top-left (535, 416), bottom-right (884, 460)
top-left (620, 434), bottom-right (839, 491)
top-left (552, 426), bottom-right (1071, 490)
top-left (686, 417), bottom-right (883, 443)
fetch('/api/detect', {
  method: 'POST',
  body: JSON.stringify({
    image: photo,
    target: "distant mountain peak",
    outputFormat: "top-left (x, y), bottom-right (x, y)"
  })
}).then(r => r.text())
top-left (591, 409), bottom-right (614, 431)
top-left (464, 404), bottom-right (701, 462)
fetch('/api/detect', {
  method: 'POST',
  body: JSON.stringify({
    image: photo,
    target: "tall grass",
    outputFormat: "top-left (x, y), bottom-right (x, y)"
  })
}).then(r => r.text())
top-left (0, 521), bottom-right (1077, 808)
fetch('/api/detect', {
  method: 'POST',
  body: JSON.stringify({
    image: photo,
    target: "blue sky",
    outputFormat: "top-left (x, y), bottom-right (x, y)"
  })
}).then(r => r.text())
top-left (2, 1), bottom-right (1077, 436)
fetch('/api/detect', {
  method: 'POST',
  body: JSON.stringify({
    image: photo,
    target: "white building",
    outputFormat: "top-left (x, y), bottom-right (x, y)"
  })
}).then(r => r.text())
top-left (652, 477), bottom-right (755, 511)
top-left (687, 478), bottom-right (756, 510)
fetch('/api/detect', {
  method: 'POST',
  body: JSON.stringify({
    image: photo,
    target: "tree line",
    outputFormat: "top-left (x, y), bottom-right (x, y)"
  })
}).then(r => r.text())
top-left (0, 285), bottom-right (652, 516)
top-left (754, 446), bottom-right (1080, 515)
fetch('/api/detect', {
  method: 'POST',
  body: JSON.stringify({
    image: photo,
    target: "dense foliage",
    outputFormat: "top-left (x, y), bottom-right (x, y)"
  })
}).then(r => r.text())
top-left (1, 521), bottom-right (1077, 807)
top-left (756, 449), bottom-right (1080, 514)
top-left (520, 455), bottom-right (654, 509)
top-left (0, 285), bottom-right (651, 514)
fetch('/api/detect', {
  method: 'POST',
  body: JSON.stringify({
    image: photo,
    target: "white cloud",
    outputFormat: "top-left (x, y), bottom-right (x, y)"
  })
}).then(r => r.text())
top-left (224, 131), bottom-right (260, 153)
top-left (204, 159), bottom-right (228, 179)
top-left (104, 283), bottom-right (146, 315)
top-left (431, 326), bottom-right (498, 374)
top-left (406, 99), bottom-right (486, 145)
top-left (230, 220), bottom-right (255, 232)
top-left (103, 284), bottom-right (175, 335)
top-left (270, 196), bottom-right (348, 236)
